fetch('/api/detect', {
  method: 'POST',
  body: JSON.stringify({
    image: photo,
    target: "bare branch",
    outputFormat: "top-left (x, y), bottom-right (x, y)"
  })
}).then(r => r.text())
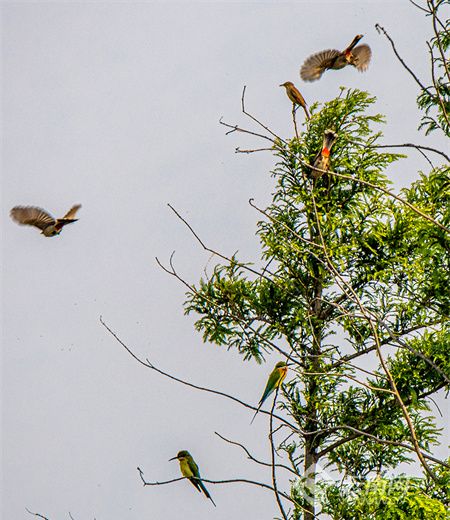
top-left (219, 117), bottom-right (275, 143)
top-left (214, 431), bottom-right (297, 476)
top-left (299, 159), bottom-right (450, 234)
top-left (26, 510), bottom-right (50, 520)
top-left (372, 142), bottom-right (450, 163)
top-left (100, 316), bottom-right (297, 430)
top-left (236, 147), bottom-right (273, 154)
top-left (241, 85), bottom-right (285, 143)
top-left (269, 388), bottom-right (289, 520)
top-left (427, 40), bottom-right (450, 129)
top-left (137, 466), bottom-right (297, 504)
top-left (375, 23), bottom-right (431, 94)
top-left (317, 425), bottom-right (450, 468)
top-left (167, 203), bottom-right (275, 282)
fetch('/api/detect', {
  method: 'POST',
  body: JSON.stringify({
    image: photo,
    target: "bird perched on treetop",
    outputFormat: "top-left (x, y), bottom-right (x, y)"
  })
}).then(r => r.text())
top-left (169, 450), bottom-right (216, 506)
top-left (251, 361), bottom-right (288, 423)
top-left (10, 204), bottom-right (81, 237)
top-left (300, 34), bottom-right (371, 82)
top-left (280, 81), bottom-right (310, 120)
top-left (311, 129), bottom-right (338, 179)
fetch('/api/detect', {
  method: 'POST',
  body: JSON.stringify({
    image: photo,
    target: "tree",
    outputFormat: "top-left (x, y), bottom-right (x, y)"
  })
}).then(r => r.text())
top-left (103, 3), bottom-right (449, 520)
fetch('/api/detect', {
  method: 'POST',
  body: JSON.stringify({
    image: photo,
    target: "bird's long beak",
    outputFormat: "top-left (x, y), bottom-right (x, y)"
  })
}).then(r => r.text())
top-left (279, 84), bottom-right (284, 87)
top-left (169, 456), bottom-right (178, 461)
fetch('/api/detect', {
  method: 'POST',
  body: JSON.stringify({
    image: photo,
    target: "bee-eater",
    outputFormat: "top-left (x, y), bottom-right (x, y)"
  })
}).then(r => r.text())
top-left (251, 361), bottom-right (288, 423)
top-left (279, 81), bottom-right (310, 120)
top-left (300, 34), bottom-right (371, 82)
top-left (311, 129), bottom-right (338, 179)
top-left (169, 450), bottom-right (216, 507)
top-left (10, 204), bottom-right (81, 237)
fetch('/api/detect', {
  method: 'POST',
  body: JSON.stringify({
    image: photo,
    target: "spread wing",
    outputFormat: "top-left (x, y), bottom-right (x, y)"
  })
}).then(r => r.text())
top-left (61, 204), bottom-right (81, 220)
top-left (352, 44), bottom-right (371, 71)
top-left (10, 206), bottom-right (55, 230)
top-left (300, 49), bottom-right (340, 81)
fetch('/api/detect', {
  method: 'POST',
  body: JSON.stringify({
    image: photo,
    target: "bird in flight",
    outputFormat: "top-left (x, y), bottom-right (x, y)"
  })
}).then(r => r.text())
top-left (280, 81), bottom-right (310, 120)
top-left (169, 450), bottom-right (216, 506)
top-left (300, 34), bottom-right (371, 82)
top-left (251, 361), bottom-right (288, 423)
top-left (10, 204), bottom-right (81, 237)
top-left (311, 129), bottom-right (338, 179)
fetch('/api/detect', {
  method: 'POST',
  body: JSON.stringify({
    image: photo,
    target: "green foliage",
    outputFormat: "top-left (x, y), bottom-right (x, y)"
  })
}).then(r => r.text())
top-left (184, 86), bottom-right (449, 518)
top-left (317, 475), bottom-right (449, 519)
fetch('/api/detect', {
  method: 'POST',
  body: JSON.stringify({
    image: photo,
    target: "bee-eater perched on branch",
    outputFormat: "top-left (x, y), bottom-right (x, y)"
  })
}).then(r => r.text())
top-left (300, 34), bottom-right (371, 82)
top-left (169, 450), bottom-right (216, 506)
top-left (311, 129), bottom-right (338, 179)
top-left (10, 204), bottom-right (81, 237)
top-left (279, 81), bottom-right (310, 120)
top-left (251, 361), bottom-right (288, 423)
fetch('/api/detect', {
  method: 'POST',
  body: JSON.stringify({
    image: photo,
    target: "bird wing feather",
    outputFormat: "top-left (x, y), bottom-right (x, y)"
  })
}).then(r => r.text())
top-left (352, 44), bottom-right (372, 71)
top-left (258, 367), bottom-right (282, 406)
top-left (300, 49), bottom-right (340, 81)
top-left (10, 206), bottom-right (55, 230)
top-left (61, 204), bottom-right (82, 220)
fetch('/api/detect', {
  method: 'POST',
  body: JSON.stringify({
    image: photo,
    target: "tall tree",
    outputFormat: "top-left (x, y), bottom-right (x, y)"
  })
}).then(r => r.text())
top-left (103, 3), bottom-right (449, 519)
top-left (184, 85), bottom-right (449, 519)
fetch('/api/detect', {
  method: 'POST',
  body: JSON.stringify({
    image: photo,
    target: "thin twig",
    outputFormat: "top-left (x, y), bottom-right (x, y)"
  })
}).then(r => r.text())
top-left (241, 85), bottom-right (285, 143)
top-left (214, 431), bottom-right (297, 475)
top-left (371, 141), bottom-right (450, 163)
top-left (317, 425), bottom-right (450, 468)
top-left (236, 147), bottom-right (273, 154)
top-left (137, 466), bottom-right (296, 503)
top-left (375, 23), bottom-right (431, 94)
top-left (26, 510), bottom-right (50, 520)
top-left (219, 117), bottom-right (275, 143)
top-left (100, 316), bottom-right (297, 430)
top-left (269, 388), bottom-right (289, 520)
top-left (167, 203), bottom-right (275, 281)
top-left (299, 159), bottom-right (450, 234)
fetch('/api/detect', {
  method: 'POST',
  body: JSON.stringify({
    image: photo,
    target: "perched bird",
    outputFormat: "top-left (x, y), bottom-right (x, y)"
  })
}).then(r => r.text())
top-left (10, 204), bottom-right (81, 237)
top-left (300, 34), bottom-right (371, 82)
top-left (251, 361), bottom-right (288, 423)
top-left (280, 81), bottom-right (310, 120)
top-left (169, 450), bottom-right (216, 507)
top-left (311, 129), bottom-right (338, 179)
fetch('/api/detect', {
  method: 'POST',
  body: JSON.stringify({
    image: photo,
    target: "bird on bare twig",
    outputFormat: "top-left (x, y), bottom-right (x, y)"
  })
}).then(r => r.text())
top-left (10, 204), bottom-right (81, 237)
top-left (279, 81), bottom-right (310, 120)
top-left (251, 361), bottom-right (288, 423)
top-left (311, 130), bottom-right (338, 179)
top-left (300, 34), bottom-right (371, 82)
top-left (169, 451), bottom-right (216, 506)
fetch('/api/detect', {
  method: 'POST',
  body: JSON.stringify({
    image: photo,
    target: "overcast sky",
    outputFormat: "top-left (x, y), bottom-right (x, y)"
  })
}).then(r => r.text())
top-left (2, 1), bottom-right (448, 519)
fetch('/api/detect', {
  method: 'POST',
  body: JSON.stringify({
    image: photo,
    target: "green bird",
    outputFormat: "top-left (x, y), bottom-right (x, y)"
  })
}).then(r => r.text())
top-left (251, 361), bottom-right (288, 423)
top-left (169, 450), bottom-right (216, 507)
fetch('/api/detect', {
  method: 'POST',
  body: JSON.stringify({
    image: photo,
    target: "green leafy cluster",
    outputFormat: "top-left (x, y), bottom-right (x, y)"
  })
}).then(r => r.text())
top-left (317, 475), bottom-right (449, 519)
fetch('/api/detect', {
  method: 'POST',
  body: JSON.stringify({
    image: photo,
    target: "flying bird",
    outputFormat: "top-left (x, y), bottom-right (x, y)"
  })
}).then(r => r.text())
top-left (280, 81), bottom-right (310, 119)
top-left (251, 361), bottom-right (288, 423)
top-left (10, 204), bottom-right (81, 237)
top-left (311, 129), bottom-right (338, 179)
top-left (300, 34), bottom-right (371, 82)
top-left (169, 450), bottom-right (216, 506)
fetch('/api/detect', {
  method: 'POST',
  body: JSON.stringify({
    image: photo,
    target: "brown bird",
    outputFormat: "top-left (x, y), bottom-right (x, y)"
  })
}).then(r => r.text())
top-left (300, 34), bottom-right (371, 82)
top-left (10, 204), bottom-right (81, 237)
top-left (311, 130), bottom-right (338, 179)
top-left (280, 81), bottom-right (310, 119)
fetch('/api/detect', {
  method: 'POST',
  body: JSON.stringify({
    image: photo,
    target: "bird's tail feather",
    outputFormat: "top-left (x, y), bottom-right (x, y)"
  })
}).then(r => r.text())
top-left (198, 479), bottom-right (216, 507)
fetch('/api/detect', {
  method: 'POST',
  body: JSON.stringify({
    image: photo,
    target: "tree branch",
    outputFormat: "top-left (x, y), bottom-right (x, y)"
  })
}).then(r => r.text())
top-left (100, 316), bottom-right (297, 430)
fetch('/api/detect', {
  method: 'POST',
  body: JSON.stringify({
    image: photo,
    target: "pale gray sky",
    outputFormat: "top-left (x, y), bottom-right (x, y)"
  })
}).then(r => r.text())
top-left (2, 1), bottom-right (448, 519)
